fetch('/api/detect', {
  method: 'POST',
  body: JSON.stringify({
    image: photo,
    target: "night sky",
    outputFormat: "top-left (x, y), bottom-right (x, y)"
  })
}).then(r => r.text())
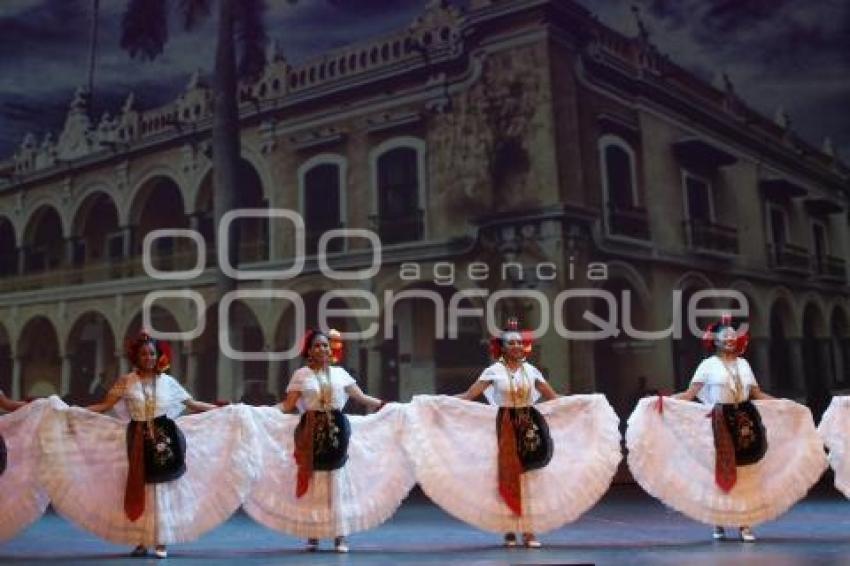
top-left (0, 0), bottom-right (847, 161)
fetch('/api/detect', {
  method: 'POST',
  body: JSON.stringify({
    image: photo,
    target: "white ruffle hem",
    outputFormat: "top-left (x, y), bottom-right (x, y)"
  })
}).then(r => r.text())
top-left (403, 394), bottom-right (622, 534)
top-left (627, 397), bottom-right (826, 527)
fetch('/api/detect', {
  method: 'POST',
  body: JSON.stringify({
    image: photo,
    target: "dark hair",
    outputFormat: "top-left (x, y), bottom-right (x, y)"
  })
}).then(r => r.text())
top-left (125, 330), bottom-right (172, 373)
top-left (299, 329), bottom-right (329, 359)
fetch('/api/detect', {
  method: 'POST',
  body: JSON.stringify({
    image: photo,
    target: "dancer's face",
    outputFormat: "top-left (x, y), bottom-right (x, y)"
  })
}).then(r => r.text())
top-left (715, 327), bottom-right (738, 355)
top-left (137, 343), bottom-right (157, 371)
top-left (502, 331), bottom-right (525, 362)
top-left (310, 335), bottom-right (331, 364)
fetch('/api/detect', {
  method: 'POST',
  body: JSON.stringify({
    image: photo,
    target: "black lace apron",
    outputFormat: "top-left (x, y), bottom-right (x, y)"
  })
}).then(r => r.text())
top-left (296, 409), bottom-right (351, 471)
top-left (720, 401), bottom-right (768, 466)
top-left (125, 415), bottom-right (187, 483)
top-left (496, 406), bottom-right (554, 471)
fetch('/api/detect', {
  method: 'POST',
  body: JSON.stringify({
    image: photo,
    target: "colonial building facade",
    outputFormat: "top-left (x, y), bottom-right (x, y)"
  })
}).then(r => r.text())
top-left (0, 0), bottom-right (848, 418)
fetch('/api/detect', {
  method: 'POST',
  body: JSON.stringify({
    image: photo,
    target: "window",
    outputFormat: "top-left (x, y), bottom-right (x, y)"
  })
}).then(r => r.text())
top-left (370, 139), bottom-right (426, 245)
top-left (303, 163), bottom-right (342, 254)
top-left (812, 220), bottom-right (828, 270)
top-left (683, 172), bottom-right (713, 222)
top-left (600, 138), bottom-right (637, 210)
top-left (768, 205), bottom-right (789, 246)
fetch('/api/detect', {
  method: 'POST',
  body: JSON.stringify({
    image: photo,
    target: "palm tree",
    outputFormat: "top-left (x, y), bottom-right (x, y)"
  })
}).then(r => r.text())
top-left (120, 0), bottom-right (277, 300)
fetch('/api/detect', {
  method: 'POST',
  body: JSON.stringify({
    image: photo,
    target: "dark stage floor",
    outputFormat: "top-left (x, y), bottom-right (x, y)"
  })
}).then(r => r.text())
top-left (2, 483), bottom-right (850, 565)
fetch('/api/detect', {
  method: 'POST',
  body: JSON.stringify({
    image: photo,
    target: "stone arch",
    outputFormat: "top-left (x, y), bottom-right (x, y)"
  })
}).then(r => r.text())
top-left (0, 215), bottom-right (17, 277)
top-left (128, 174), bottom-right (188, 257)
top-left (0, 322), bottom-right (11, 394)
top-left (70, 191), bottom-right (120, 265)
top-left (22, 204), bottom-right (65, 272)
top-left (17, 316), bottom-right (61, 397)
top-left (65, 311), bottom-right (118, 404)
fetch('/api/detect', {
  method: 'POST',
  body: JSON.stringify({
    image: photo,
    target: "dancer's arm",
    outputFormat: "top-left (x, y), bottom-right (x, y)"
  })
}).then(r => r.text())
top-left (86, 376), bottom-right (129, 413)
top-left (183, 399), bottom-right (219, 412)
top-left (749, 386), bottom-right (775, 400)
top-left (280, 390), bottom-right (301, 413)
top-left (345, 384), bottom-right (383, 412)
top-left (535, 380), bottom-right (559, 401)
top-left (670, 382), bottom-right (703, 401)
top-left (456, 379), bottom-right (490, 401)
top-left (0, 389), bottom-right (25, 412)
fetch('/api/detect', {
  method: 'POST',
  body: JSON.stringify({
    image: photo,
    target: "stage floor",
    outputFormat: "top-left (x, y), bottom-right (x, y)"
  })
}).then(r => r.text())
top-left (2, 483), bottom-right (849, 565)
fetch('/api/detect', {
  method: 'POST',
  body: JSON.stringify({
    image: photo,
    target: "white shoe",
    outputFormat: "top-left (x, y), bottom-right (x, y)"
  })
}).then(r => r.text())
top-left (523, 534), bottom-right (542, 548)
top-left (712, 526), bottom-right (726, 541)
top-left (154, 546), bottom-right (167, 559)
top-left (334, 537), bottom-right (349, 553)
top-left (740, 527), bottom-right (756, 542)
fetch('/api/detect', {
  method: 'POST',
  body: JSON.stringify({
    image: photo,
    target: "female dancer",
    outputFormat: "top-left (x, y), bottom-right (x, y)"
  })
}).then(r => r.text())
top-left (404, 319), bottom-right (622, 548)
top-left (627, 315), bottom-right (826, 542)
top-left (243, 329), bottom-right (415, 553)
top-left (38, 331), bottom-right (258, 558)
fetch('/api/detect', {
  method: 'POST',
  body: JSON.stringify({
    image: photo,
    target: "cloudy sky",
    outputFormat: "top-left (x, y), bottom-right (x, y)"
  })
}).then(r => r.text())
top-left (0, 0), bottom-right (847, 160)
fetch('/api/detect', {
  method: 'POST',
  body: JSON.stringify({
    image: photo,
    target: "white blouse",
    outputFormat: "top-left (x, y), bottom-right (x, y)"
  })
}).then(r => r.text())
top-left (114, 373), bottom-right (191, 421)
top-left (286, 366), bottom-right (356, 412)
top-left (476, 361), bottom-right (545, 407)
top-left (690, 356), bottom-right (759, 405)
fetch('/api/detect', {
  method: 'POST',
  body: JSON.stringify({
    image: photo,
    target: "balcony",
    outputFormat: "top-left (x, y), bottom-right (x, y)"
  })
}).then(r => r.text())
top-left (370, 209), bottom-right (424, 245)
top-left (606, 202), bottom-right (650, 241)
top-left (683, 219), bottom-right (738, 256)
top-left (767, 242), bottom-right (812, 275)
top-left (815, 254), bottom-right (847, 283)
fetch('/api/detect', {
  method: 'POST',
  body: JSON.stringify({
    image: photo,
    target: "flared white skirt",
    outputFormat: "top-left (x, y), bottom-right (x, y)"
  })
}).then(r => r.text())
top-left (38, 404), bottom-right (259, 546)
top-left (242, 404), bottom-right (416, 539)
top-left (403, 394), bottom-right (622, 534)
top-left (627, 397), bottom-right (826, 527)
top-left (0, 397), bottom-right (61, 541)
top-left (818, 396), bottom-right (850, 498)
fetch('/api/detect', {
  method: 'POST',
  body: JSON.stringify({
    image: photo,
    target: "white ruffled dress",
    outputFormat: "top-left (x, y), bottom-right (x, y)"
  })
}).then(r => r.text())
top-left (38, 373), bottom-right (258, 546)
top-left (0, 396), bottom-right (64, 541)
top-left (403, 362), bottom-right (622, 534)
top-left (627, 356), bottom-right (826, 527)
top-left (242, 366), bottom-right (415, 538)
top-left (818, 396), bottom-right (850, 498)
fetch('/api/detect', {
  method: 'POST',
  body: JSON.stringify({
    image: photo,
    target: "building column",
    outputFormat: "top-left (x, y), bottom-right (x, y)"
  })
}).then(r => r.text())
top-left (267, 359), bottom-right (280, 399)
top-left (367, 343), bottom-right (382, 397)
top-left (186, 348), bottom-right (200, 396)
top-left (12, 355), bottom-right (22, 399)
top-left (121, 226), bottom-right (134, 258)
top-left (788, 339), bottom-right (806, 398)
top-left (118, 353), bottom-right (130, 375)
top-left (749, 337), bottom-right (771, 390)
top-left (217, 350), bottom-right (233, 402)
top-left (60, 354), bottom-right (72, 396)
top-left (16, 246), bottom-right (26, 275)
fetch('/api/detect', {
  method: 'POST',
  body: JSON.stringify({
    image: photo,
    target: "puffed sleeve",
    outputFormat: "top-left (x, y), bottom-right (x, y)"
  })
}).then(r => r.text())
top-left (286, 367), bottom-right (310, 392)
top-left (739, 358), bottom-right (759, 389)
top-left (334, 367), bottom-right (357, 388)
top-left (690, 357), bottom-right (713, 385)
top-left (476, 364), bottom-right (499, 383)
top-left (527, 364), bottom-right (546, 382)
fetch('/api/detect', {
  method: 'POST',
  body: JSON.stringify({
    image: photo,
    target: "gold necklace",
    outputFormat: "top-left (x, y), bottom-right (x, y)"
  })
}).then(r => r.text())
top-left (312, 366), bottom-right (332, 410)
top-left (502, 358), bottom-right (530, 406)
top-left (719, 357), bottom-right (744, 403)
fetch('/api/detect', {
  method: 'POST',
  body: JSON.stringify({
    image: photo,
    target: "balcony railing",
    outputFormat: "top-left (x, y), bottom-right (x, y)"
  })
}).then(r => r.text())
top-left (306, 223), bottom-right (345, 255)
top-left (683, 219), bottom-right (738, 256)
top-left (767, 242), bottom-right (812, 275)
top-left (370, 210), bottom-right (424, 245)
top-left (815, 254), bottom-right (847, 283)
top-left (606, 202), bottom-right (650, 240)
